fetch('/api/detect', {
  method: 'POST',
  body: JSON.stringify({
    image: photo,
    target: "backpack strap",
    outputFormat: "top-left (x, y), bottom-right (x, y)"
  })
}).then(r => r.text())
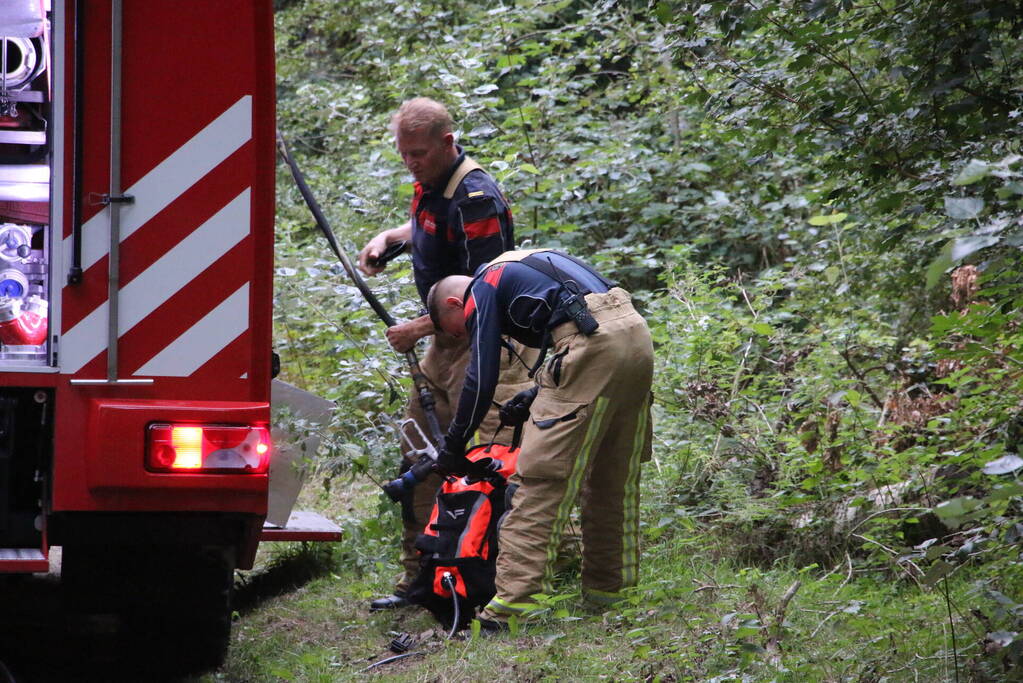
top-left (519, 251), bottom-right (616, 290)
top-left (443, 157), bottom-right (484, 199)
top-left (478, 249), bottom-right (616, 291)
top-left (461, 249), bottom-right (555, 302)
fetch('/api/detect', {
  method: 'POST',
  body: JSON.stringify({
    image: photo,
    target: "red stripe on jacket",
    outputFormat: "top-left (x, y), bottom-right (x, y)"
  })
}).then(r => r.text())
top-left (483, 264), bottom-right (505, 288)
top-left (464, 216), bottom-right (501, 239)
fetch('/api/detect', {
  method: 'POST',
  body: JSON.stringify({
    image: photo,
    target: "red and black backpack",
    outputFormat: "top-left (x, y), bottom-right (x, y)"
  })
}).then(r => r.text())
top-left (405, 442), bottom-right (519, 630)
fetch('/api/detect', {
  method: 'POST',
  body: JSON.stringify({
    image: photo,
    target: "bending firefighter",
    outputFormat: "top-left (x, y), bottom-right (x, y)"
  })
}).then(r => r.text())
top-left (357, 97), bottom-right (531, 610)
top-left (428, 249), bottom-right (654, 629)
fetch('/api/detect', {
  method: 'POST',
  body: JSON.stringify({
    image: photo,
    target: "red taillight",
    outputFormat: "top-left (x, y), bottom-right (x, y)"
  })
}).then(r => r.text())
top-left (146, 424), bottom-right (271, 473)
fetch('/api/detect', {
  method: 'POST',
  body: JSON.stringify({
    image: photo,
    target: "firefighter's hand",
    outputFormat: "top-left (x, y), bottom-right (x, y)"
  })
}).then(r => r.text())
top-left (463, 457), bottom-right (499, 481)
top-left (436, 437), bottom-right (470, 476)
top-left (358, 233), bottom-right (390, 276)
top-left (359, 222), bottom-right (412, 276)
top-left (386, 319), bottom-right (431, 353)
top-left (499, 386), bottom-right (539, 428)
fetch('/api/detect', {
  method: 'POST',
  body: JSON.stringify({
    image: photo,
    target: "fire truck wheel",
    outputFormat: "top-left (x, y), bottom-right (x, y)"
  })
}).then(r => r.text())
top-left (62, 544), bottom-right (236, 673)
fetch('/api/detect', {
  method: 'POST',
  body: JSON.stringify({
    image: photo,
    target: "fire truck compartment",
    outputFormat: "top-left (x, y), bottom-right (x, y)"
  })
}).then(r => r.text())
top-left (0, 2), bottom-right (52, 369)
top-left (0, 387), bottom-right (51, 571)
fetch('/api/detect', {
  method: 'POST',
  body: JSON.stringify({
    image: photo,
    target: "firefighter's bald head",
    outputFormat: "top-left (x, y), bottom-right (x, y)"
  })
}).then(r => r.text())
top-left (427, 275), bottom-right (473, 339)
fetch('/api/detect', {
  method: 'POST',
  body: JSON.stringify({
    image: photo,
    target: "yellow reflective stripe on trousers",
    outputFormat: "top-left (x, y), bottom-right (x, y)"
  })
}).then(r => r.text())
top-left (541, 396), bottom-right (610, 593)
top-left (620, 395), bottom-right (647, 589)
top-left (486, 596), bottom-right (543, 616)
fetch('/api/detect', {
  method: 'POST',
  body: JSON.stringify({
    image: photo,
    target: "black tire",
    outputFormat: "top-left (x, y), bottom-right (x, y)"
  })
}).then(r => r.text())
top-left (62, 544), bottom-right (236, 675)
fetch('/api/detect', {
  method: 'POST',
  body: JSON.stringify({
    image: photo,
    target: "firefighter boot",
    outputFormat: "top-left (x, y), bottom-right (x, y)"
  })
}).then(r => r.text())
top-left (369, 591), bottom-right (410, 611)
top-left (475, 616), bottom-right (509, 636)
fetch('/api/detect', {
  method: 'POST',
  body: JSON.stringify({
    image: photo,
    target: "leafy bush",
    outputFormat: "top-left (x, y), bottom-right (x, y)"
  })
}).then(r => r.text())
top-left (271, 1), bottom-right (1023, 674)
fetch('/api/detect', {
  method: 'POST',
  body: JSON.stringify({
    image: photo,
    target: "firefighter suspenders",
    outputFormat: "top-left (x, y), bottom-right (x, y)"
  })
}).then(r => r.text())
top-left (443, 157), bottom-right (484, 199)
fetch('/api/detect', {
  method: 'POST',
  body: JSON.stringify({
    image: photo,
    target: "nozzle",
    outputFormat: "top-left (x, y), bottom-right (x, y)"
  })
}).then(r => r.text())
top-left (382, 454), bottom-right (435, 502)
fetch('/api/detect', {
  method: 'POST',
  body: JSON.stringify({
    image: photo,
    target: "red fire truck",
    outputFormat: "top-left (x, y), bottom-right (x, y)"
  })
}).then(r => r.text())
top-left (0, 0), bottom-right (322, 665)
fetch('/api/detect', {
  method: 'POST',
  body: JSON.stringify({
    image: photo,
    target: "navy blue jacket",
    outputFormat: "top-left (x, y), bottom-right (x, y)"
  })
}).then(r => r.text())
top-left (446, 252), bottom-right (611, 448)
top-left (410, 147), bottom-right (514, 305)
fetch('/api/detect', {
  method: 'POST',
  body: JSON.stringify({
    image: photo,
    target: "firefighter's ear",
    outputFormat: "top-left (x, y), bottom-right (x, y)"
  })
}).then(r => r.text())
top-left (444, 295), bottom-right (463, 310)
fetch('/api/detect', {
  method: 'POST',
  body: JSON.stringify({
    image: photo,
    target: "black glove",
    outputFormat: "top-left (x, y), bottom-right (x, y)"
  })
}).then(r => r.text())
top-left (436, 436), bottom-right (470, 476)
top-left (463, 456), bottom-right (498, 482)
top-left (499, 386), bottom-right (539, 427)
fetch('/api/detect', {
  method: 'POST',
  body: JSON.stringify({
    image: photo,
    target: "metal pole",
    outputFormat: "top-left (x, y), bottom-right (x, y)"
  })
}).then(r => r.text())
top-left (106, 0), bottom-right (124, 382)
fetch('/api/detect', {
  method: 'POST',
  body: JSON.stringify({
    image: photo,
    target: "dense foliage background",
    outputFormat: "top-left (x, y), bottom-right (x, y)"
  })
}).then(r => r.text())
top-left (264, 1), bottom-right (1023, 679)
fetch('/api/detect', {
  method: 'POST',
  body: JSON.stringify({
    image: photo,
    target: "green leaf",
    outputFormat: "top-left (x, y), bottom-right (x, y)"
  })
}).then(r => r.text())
top-left (751, 322), bottom-right (774, 335)
top-left (921, 560), bottom-right (955, 587)
top-left (952, 159), bottom-right (991, 185)
top-left (654, 1), bottom-right (672, 24)
top-left (520, 163), bottom-right (540, 175)
top-left (950, 234), bottom-right (1000, 261)
top-left (924, 544), bottom-right (953, 561)
top-left (944, 197), bottom-right (984, 220)
top-left (982, 454), bottom-right (1023, 475)
top-left (987, 482), bottom-right (1023, 501)
top-left (926, 241), bottom-right (953, 289)
top-left (996, 181), bottom-right (1023, 198)
top-left (808, 212), bottom-right (848, 226)
top-left (933, 496), bottom-right (981, 528)
top-left (495, 54), bottom-right (526, 69)
top-left (989, 631), bottom-right (1017, 648)
top-left (824, 265), bottom-right (841, 284)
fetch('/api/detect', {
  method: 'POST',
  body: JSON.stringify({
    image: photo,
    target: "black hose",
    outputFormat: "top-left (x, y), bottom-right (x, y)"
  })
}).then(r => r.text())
top-left (68, 0), bottom-right (86, 285)
top-left (358, 651), bottom-right (425, 673)
top-left (275, 131), bottom-right (444, 445)
top-left (275, 131), bottom-right (396, 327)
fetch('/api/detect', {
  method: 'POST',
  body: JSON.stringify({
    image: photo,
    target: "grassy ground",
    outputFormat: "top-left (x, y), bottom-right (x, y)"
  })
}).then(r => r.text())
top-left (200, 474), bottom-right (1011, 682)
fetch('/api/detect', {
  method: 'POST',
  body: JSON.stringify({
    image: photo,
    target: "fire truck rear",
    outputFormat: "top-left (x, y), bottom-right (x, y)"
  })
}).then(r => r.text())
top-left (0, 0), bottom-right (283, 664)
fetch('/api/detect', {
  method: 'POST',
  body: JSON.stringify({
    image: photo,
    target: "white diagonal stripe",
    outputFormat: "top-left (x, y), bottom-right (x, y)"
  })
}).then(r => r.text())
top-left (60, 190), bottom-right (250, 373)
top-left (134, 284), bottom-right (249, 377)
top-left (62, 95), bottom-right (252, 276)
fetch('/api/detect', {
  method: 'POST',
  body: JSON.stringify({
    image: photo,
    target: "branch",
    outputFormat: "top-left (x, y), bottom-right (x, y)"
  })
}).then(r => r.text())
top-left (765, 580), bottom-right (802, 666)
top-left (846, 506), bottom-right (931, 536)
top-left (838, 348), bottom-right (885, 409)
top-left (284, 281), bottom-right (401, 392)
top-left (747, 0), bottom-right (879, 115)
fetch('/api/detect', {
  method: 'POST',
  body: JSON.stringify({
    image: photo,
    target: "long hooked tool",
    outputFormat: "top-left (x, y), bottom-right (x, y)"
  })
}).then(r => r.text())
top-left (275, 131), bottom-right (445, 447)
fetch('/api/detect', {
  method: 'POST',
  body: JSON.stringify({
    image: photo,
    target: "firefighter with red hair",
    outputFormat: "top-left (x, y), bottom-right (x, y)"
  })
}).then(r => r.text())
top-left (358, 97), bottom-right (531, 611)
top-left (428, 249), bottom-right (653, 630)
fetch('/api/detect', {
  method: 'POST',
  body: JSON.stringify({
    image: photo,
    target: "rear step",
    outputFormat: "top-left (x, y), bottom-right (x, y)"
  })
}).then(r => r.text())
top-left (0, 547), bottom-right (48, 572)
top-left (260, 510), bottom-right (342, 543)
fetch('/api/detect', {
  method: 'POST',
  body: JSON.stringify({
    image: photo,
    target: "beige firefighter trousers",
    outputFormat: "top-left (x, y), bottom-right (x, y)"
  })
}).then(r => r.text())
top-left (395, 333), bottom-right (535, 592)
top-left (480, 287), bottom-right (653, 619)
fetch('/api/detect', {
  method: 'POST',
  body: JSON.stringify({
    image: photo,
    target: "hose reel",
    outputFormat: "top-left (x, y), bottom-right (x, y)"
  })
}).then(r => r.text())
top-left (1, 36), bottom-right (42, 91)
top-left (0, 223), bottom-right (32, 263)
